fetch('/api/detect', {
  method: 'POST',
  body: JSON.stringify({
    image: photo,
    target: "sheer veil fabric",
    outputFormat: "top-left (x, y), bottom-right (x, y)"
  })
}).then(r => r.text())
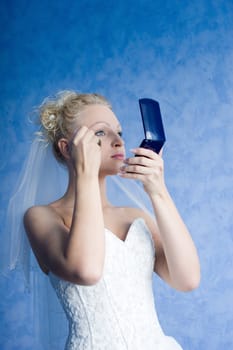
top-left (1, 138), bottom-right (69, 349)
top-left (0, 137), bottom-right (154, 349)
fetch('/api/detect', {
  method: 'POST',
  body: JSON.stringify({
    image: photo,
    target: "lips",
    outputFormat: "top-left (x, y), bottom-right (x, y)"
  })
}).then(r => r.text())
top-left (111, 153), bottom-right (125, 160)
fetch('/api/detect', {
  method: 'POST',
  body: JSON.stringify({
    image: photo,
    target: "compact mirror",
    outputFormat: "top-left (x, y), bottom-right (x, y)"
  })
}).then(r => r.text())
top-left (138, 98), bottom-right (166, 153)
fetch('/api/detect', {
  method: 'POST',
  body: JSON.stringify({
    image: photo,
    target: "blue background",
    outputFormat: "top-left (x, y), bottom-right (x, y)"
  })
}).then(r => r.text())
top-left (1, 0), bottom-right (233, 349)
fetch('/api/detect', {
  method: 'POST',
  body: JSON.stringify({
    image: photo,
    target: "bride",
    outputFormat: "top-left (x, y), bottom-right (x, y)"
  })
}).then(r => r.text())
top-left (10, 90), bottom-right (200, 349)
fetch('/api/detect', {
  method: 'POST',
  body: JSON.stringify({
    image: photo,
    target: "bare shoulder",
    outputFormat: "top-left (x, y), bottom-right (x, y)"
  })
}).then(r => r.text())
top-left (23, 204), bottom-right (70, 275)
top-left (25, 203), bottom-right (61, 216)
top-left (23, 205), bottom-right (66, 247)
top-left (24, 204), bottom-right (56, 218)
top-left (24, 204), bottom-right (62, 225)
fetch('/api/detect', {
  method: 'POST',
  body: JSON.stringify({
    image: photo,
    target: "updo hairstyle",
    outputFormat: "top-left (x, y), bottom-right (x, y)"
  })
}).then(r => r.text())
top-left (38, 90), bottom-right (111, 163)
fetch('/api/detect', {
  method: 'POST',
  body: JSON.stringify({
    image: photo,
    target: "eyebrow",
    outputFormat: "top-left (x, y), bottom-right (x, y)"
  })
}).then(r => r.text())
top-left (89, 121), bottom-right (121, 129)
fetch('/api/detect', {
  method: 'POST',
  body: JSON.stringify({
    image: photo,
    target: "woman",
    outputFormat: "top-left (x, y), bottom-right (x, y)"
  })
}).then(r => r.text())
top-left (22, 90), bottom-right (199, 349)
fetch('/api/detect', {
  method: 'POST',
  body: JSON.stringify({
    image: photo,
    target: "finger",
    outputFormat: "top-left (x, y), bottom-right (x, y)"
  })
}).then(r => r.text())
top-left (82, 128), bottom-right (96, 143)
top-left (130, 147), bottom-right (158, 159)
top-left (118, 171), bottom-right (146, 181)
top-left (70, 126), bottom-right (89, 145)
top-left (124, 156), bottom-right (159, 167)
top-left (120, 164), bottom-right (154, 175)
top-left (159, 147), bottom-right (163, 157)
top-left (85, 131), bottom-right (102, 148)
top-left (73, 128), bottom-right (97, 147)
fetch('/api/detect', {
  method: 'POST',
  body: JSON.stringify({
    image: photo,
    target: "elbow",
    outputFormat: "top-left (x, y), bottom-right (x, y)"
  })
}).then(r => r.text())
top-left (180, 280), bottom-right (200, 292)
top-left (81, 272), bottom-right (103, 286)
top-left (179, 259), bottom-right (201, 292)
top-left (179, 272), bottom-right (201, 292)
top-left (73, 265), bottom-right (103, 286)
top-left (64, 251), bottom-right (105, 285)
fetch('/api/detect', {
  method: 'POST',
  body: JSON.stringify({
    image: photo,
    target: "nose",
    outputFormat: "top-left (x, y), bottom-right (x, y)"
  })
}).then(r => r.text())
top-left (111, 132), bottom-right (124, 147)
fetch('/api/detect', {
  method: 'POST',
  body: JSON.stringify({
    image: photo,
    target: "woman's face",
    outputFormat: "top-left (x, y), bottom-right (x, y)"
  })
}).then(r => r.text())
top-left (73, 104), bottom-right (125, 176)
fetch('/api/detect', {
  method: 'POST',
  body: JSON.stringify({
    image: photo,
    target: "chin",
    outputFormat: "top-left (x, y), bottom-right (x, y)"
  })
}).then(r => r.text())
top-left (100, 167), bottom-right (120, 177)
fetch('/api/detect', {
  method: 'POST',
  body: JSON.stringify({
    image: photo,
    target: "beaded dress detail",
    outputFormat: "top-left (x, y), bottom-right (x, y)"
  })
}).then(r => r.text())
top-left (49, 218), bottom-right (183, 350)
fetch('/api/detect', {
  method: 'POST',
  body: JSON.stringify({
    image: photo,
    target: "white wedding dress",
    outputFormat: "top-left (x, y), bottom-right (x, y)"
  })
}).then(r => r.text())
top-left (49, 218), bottom-right (183, 350)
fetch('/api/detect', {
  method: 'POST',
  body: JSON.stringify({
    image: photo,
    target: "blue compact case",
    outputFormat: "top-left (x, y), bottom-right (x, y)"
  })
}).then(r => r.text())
top-left (138, 98), bottom-right (166, 153)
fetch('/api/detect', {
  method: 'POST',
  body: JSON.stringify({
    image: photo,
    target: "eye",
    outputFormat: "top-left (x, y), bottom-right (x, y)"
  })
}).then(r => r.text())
top-left (118, 131), bottom-right (123, 137)
top-left (95, 130), bottom-right (106, 137)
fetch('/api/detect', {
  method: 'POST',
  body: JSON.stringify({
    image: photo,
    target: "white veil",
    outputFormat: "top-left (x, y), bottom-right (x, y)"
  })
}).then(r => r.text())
top-left (1, 135), bottom-right (153, 349)
top-left (1, 138), bottom-right (69, 349)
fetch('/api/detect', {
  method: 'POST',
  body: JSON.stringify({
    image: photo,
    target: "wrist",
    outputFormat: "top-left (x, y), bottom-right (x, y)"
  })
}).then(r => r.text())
top-left (75, 174), bottom-right (99, 187)
top-left (74, 165), bottom-right (99, 179)
top-left (75, 177), bottom-right (100, 204)
top-left (148, 184), bottom-right (169, 202)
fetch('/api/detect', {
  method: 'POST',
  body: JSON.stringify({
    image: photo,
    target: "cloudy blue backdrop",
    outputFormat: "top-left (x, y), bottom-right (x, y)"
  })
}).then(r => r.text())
top-left (1, 0), bottom-right (233, 349)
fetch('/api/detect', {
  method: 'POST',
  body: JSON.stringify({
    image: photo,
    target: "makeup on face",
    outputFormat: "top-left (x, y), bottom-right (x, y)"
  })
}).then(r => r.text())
top-left (90, 122), bottom-right (123, 140)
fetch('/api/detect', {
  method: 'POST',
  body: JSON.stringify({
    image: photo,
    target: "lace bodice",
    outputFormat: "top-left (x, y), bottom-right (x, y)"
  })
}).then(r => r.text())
top-left (49, 218), bottom-right (183, 349)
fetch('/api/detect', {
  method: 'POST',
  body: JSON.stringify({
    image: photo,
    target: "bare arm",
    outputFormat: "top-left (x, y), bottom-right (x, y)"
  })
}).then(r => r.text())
top-left (64, 175), bottom-right (105, 283)
top-left (148, 189), bottom-right (200, 291)
top-left (24, 127), bottom-right (105, 285)
top-left (119, 148), bottom-right (201, 292)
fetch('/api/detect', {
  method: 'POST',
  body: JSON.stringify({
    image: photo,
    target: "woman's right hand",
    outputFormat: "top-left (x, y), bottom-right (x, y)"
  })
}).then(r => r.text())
top-left (69, 126), bottom-right (102, 177)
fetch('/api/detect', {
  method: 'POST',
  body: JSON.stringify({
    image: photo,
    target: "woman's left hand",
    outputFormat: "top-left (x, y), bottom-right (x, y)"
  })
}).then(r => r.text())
top-left (119, 147), bottom-right (166, 197)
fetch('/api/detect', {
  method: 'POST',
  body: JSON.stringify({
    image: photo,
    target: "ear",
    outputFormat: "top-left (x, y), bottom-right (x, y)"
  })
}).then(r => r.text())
top-left (57, 138), bottom-right (70, 161)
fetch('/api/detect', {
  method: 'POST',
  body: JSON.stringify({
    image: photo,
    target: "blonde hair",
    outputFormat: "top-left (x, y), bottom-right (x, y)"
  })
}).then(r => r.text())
top-left (37, 90), bottom-right (111, 163)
